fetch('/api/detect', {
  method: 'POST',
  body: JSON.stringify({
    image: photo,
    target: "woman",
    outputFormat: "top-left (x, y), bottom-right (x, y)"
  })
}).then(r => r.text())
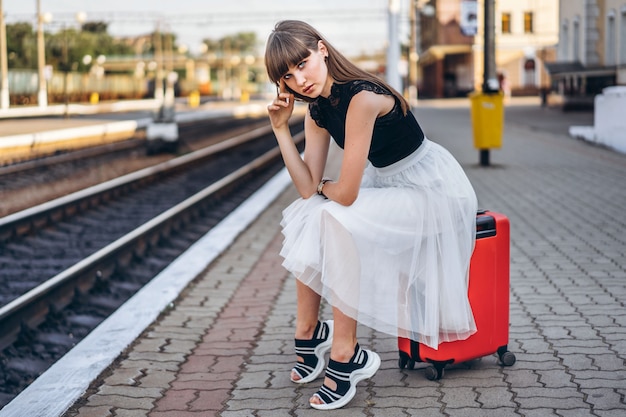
top-left (265, 20), bottom-right (478, 410)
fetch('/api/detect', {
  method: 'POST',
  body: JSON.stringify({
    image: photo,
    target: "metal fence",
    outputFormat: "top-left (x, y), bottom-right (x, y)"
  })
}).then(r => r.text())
top-left (7, 69), bottom-right (149, 105)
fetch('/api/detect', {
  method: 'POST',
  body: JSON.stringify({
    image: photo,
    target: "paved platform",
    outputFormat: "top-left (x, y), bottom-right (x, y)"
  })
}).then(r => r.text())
top-left (4, 98), bottom-right (626, 416)
top-left (0, 99), bottom-right (269, 162)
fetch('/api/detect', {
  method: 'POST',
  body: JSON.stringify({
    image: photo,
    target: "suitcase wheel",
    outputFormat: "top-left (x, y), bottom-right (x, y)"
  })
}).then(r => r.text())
top-left (398, 355), bottom-right (408, 369)
top-left (499, 350), bottom-right (516, 367)
top-left (497, 346), bottom-right (516, 366)
top-left (398, 352), bottom-right (416, 370)
top-left (425, 365), bottom-right (444, 381)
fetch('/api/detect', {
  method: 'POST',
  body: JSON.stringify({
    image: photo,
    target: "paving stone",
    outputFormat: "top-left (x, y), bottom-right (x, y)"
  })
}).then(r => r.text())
top-left (575, 377), bottom-right (626, 390)
top-left (137, 369), bottom-right (177, 388)
top-left (474, 386), bottom-right (515, 408)
top-left (85, 394), bottom-right (155, 409)
top-left (595, 410), bottom-right (626, 417)
top-left (189, 389), bottom-right (235, 411)
top-left (132, 338), bottom-right (169, 353)
top-left (446, 409), bottom-right (518, 417)
top-left (97, 385), bottom-right (162, 399)
top-left (369, 407), bottom-right (421, 417)
top-left (369, 391), bottom-right (439, 409)
top-left (522, 410), bottom-right (571, 417)
top-left (572, 370), bottom-right (626, 381)
top-left (222, 397), bottom-right (297, 411)
top-left (234, 370), bottom-right (273, 389)
top-left (503, 368), bottom-right (541, 388)
top-left (102, 368), bottom-right (145, 386)
top-left (161, 339), bottom-right (198, 354)
top-left (73, 406), bottom-right (114, 417)
top-left (111, 409), bottom-right (153, 417)
top-left (560, 353), bottom-right (596, 370)
top-left (126, 351), bottom-right (187, 363)
top-left (155, 389), bottom-right (197, 412)
top-left (535, 368), bottom-right (578, 387)
top-left (118, 359), bottom-right (181, 372)
top-left (147, 328), bottom-right (203, 340)
top-left (515, 394), bottom-right (588, 410)
top-left (557, 409), bottom-right (601, 417)
top-left (583, 388), bottom-right (625, 410)
top-left (519, 337), bottom-right (552, 353)
top-left (150, 410), bottom-right (216, 417)
top-left (590, 354), bottom-right (625, 371)
top-left (439, 387), bottom-right (479, 408)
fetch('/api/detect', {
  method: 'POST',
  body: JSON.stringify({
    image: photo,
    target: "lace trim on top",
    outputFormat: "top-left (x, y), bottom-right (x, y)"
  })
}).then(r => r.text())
top-left (308, 80), bottom-right (393, 129)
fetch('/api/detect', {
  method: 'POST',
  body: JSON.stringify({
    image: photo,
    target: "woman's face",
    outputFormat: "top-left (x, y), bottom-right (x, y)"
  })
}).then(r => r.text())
top-left (281, 41), bottom-right (332, 99)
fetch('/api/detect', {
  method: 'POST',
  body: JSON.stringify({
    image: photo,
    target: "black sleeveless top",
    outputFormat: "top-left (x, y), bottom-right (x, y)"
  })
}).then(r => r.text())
top-left (308, 80), bottom-right (425, 168)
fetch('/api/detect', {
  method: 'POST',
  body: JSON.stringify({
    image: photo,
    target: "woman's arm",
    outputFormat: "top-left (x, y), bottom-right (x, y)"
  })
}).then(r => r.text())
top-left (267, 85), bottom-right (331, 199)
top-left (321, 90), bottom-right (394, 206)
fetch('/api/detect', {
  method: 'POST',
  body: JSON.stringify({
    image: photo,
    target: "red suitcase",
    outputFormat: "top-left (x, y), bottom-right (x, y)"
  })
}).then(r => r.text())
top-left (398, 210), bottom-right (516, 380)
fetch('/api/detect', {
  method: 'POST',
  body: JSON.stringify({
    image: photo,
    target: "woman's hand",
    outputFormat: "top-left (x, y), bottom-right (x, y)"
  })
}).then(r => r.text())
top-left (267, 80), bottom-right (294, 131)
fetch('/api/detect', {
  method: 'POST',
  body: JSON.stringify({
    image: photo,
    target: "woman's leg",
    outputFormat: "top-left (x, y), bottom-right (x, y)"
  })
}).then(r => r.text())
top-left (328, 307), bottom-right (358, 361)
top-left (309, 306), bottom-right (357, 404)
top-left (291, 280), bottom-right (324, 382)
top-left (295, 280), bottom-right (322, 339)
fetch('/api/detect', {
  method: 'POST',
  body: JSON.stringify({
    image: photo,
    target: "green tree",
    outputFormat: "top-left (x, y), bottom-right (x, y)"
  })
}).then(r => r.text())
top-left (5, 20), bottom-right (134, 72)
top-left (6, 22), bottom-right (37, 69)
top-left (202, 32), bottom-right (257, 55)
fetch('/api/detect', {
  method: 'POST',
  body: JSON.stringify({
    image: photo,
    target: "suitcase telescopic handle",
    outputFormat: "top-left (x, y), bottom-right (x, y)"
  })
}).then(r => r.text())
top-left (476, 211), bottom-right (497, 239)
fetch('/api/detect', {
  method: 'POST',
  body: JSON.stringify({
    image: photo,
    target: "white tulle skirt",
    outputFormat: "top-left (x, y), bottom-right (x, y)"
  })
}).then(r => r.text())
top-left (279, 139), bottom-right (478, 349)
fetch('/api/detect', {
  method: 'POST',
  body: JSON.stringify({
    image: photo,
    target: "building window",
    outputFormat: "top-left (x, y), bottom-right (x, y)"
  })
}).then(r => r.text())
top-left (501, 12), bottom-right (512, 34)
top-left (524, 12), bottom-right (534, 33)
top-left (524, 58), bottom-right (536, 86)
top-left (606, 11), bottom-right (616, 65)
top-left (560, 20), bottom-right (569, 61)
top-left (621, 10), bottom-right (626, 65)
top-left (573, 18), bottom-right (580, 61)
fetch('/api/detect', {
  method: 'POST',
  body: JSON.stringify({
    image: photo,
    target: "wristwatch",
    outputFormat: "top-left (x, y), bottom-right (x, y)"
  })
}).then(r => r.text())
top-left (317, 178), bottom-right (331, 198)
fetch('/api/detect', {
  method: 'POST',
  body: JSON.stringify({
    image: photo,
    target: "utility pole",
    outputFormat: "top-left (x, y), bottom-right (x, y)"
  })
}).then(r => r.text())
top-left (408, 0), bottom-right (418, 107)
top-left (480, 0), bottom-right (498, 166)
top-left (386, 0), bottom-right (402, 92)
top-left (482, 0), bottom-right (498, 93)
top-left (153, 22), bottom-right (164, 103)
top-left (36, 0), bottom-right (48, 107)
top-left (0, 0), bottom-right (9, 109)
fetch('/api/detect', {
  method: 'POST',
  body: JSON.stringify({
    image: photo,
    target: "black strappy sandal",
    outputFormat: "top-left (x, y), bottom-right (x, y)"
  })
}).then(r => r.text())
top-left (291, 320), bottom-right (334, 384)
top-left (309, 343), bottom-right (381, 410)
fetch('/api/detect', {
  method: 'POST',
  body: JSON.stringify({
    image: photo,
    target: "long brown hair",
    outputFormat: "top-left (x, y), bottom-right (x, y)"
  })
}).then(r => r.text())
top-left (265, 20), bottom-right (408, 114)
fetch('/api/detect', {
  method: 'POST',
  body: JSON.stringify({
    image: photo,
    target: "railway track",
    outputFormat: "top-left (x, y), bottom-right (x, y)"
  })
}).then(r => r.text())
top-left (0, 117), bottom-right (304, 408)
top-left (0, 114), bottom-right (270, 217)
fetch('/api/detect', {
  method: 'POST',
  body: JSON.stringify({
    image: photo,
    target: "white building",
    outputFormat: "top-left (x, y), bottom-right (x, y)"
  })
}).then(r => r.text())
top-left (546, 0), bottom-right (626, 109)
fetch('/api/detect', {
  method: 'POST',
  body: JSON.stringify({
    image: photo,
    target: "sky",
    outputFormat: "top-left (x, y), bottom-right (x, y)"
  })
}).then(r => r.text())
top-left (3, 0), bottom-right (412, 56)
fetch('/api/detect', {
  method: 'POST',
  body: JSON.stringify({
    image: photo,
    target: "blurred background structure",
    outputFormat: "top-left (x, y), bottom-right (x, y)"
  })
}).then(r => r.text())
top-left (0, 0), bottom-right (624, 110)
top-left (547, 0), bottom-right (626, 109)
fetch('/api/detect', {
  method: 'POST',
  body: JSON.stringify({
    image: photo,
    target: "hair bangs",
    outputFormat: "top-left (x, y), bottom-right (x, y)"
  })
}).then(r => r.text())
top-left (265, 32), bottom-right (311, 84)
